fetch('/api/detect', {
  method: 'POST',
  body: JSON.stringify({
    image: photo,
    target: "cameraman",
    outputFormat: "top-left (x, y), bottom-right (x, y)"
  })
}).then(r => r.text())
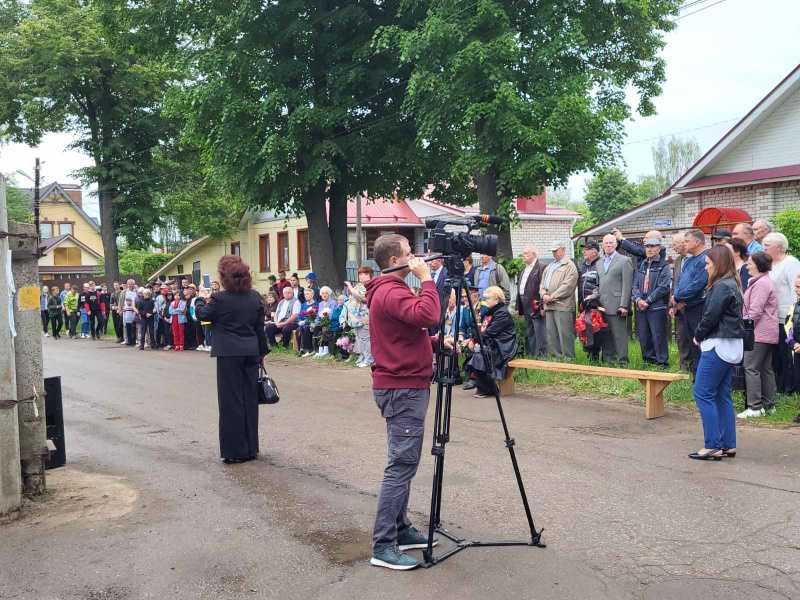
top-left (365, 233), bottom-right (441, 571)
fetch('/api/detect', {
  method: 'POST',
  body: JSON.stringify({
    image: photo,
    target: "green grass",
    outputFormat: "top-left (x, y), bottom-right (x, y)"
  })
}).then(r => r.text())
top-left (513, 340), bottom-right (800, 425)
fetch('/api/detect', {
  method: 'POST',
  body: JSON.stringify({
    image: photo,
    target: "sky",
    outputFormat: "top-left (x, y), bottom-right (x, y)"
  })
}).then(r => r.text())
top-left (2, 0), bottom-right (799, 218)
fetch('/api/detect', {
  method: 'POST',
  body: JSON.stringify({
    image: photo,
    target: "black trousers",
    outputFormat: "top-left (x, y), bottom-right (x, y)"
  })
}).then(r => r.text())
top-left (125, 323), bottom-right (136, 345)
top-left (185, 320), bottom-right (200, 350)
top-left (636, 308), bottom-right (669, 366)
top-left (216, 356), bottom-right (260, 460)
top-left (299, 324), bottom-right (318, 352)
top-left (67, 313), bottom-right (78, 337)
top-left (40, 310), bottom-right (49, 334)
top-left (113, 311), bottom-right (124, 341)
top-left (50, 313), bottom-right (63, 338)
top-left (774, 323), bottom-right (793, 393)
top-left (89, 311), bottom-right (101, 339)
top-left (683, 303), bottom-right (704, 374)
top-left (139, 317), bottom-right (155, 349)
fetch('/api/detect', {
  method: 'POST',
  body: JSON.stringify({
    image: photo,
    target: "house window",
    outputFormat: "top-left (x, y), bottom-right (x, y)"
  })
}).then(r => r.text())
top-left (259, 234), bottom-right (271, 272)
top-left (58, 222), bottom-right (73, 236)
top-left (277, 232), bottom-right (289, 272)
top-left (177, 264), bottom-right (184, 275)
top-left (53, 247), bottom-right (81, 266)
top-left (192, 261), bottom-right (201, 285)
top-left (39, 222), bottom-right (53, 239)
top-left (297, 229), bottom-right (310, 270)
top-left (230, 241), bottom-right (241, 256)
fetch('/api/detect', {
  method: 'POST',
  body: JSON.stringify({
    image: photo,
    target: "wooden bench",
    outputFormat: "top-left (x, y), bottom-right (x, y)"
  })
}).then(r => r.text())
top-left (498, 359), bottom-right (689, 419)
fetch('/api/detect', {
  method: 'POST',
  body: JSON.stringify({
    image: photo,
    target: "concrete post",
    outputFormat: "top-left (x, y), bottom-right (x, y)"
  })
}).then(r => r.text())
top-left (0, 174), bottom-right (22, 518)
top-left (10, 219), bottom-right (48, 496)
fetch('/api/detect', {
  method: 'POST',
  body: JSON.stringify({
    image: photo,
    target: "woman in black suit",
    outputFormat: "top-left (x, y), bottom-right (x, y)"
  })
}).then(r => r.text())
top-left (195, 256), bottom-right (269, 464)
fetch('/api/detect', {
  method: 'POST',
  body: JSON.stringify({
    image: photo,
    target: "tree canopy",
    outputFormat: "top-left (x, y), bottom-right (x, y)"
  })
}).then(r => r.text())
top-left (584, 168), bottom-right (639, 225)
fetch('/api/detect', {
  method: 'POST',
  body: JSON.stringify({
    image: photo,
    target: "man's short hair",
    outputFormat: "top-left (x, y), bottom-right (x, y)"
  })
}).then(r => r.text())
top-left (686, 229), bottom-right (706, 244)
top-left (373, 234), bottom-right (408, 270)
top-left (764, 232), bottom-right (789, 252)
top-left (736, 223), bottom-right (754, 236)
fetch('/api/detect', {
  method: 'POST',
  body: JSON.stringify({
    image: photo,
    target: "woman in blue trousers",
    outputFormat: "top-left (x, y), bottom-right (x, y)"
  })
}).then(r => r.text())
top-left (690, 244), bottom-right (744, 461)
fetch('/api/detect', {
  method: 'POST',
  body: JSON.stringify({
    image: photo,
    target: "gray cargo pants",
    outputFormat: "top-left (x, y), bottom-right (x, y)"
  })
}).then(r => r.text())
top-left (372, 387), bottom-right (430, 552)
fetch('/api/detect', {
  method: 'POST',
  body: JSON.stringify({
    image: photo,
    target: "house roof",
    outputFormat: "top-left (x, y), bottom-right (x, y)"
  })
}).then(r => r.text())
top-left (574, 62), bottom-right (800, 239)
top-left (19, 182), bottom-right (101, 233)
top-left (346, 197), bottom-right (423, 227)
top-left (678, 163), bottom-right (800, 191)
top-left (147, 236), bottom-right (210, 281)
top-left (38, 233), bottom-right (103, 259)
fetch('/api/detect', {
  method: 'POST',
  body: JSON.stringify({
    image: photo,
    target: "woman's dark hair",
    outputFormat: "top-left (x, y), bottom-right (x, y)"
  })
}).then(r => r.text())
top-left (749, 251), bottom-right (773, 274)
top-left (357, 266), bottom-right (374, 277)
top-left (218, 255), bottom-right (252, 292)
top-left (729, 237), bottom-right (749, 260)
top-left (706, 244), bottom-right (739, 289)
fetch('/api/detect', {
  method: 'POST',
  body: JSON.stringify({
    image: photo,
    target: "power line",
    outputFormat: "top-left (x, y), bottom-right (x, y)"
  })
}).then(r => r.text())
top-left (676, 0), bottom-right (729, 20)
top-left (622, 116), bottom-right (739, 145)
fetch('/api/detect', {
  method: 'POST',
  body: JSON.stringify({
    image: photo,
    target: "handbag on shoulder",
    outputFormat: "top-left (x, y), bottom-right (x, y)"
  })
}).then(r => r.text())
top-left (742, 318), bottom-right (755, 352)
top-left (257, 365), bottom-right (280, 405)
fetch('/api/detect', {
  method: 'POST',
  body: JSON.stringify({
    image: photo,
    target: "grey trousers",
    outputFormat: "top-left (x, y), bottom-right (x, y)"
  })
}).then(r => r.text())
top-left (545, 310), bottom-right (575, 359)
top-left (601, 314), bottom-right (629, 364)
top-left (525, 314), bottom-right (547, 357)
top-left (744, 342), bottom-right (777, 411)
top-left (372, 387), bottom-right (430, 552)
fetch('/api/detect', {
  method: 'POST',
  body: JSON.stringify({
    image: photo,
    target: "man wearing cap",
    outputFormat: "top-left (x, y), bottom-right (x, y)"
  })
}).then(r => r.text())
top-left (516, 246), bottom-right (546, 357)
top-left (578, 241), bottom-right (602, 360)
top-left (711, 229), bottom-right (732, 246)
top-left (598, 234), bottom-right (634, 365)
top-left (539, 242), bottom-right (579, 359)
top-left (632, 236), bottom-right (672, 367)
top-left (305, 272), bottom-right (322, 303)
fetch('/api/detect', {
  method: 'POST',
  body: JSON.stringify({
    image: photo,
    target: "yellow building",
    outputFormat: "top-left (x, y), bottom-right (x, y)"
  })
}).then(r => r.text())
top-left (17, 182), bottom-right (105, 281)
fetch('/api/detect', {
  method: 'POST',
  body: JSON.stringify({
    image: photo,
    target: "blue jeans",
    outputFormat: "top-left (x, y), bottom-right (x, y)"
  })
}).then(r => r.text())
top-left (693, 348), bottom-right (736, 449)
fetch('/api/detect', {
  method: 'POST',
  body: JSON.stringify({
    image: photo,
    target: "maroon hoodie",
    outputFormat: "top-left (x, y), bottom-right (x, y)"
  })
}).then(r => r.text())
top-left (365, 276), bottom-right (440, 389)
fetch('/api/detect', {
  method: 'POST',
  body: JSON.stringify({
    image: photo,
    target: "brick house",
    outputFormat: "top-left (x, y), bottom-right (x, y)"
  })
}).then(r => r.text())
top-left (574, 63), bottom-right (800, 243)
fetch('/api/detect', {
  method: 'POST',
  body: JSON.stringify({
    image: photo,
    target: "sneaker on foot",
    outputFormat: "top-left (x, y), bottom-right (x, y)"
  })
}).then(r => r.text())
top-left (370, 546), bottom-right (420, 571)
top-left (397, 525), bottom-right (438, 551)
top-left (462, 380), bottom-right (477, 391)
top-left (737, 408), bottom-right (765, 419)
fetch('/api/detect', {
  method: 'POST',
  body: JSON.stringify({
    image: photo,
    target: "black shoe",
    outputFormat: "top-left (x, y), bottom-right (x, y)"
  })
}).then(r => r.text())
top-left (462, 380), bottom-right (477, 391)
top-left (222, 457), bottom-right (250, 464)
top-left (688, 449), bottom-right (723, 461)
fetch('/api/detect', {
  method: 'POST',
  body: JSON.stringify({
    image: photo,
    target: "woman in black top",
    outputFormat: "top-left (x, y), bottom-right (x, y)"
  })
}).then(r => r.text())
top-left (196, 256), bottom-right (269, 464)
top-left (464, 286), bottom-right (518, 398)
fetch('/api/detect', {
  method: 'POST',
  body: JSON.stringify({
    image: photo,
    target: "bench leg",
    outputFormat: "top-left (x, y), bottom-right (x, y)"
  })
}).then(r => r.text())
top-left (292, 331), bottom-right (300, 353)
top-left (640, 379), bottom-right (669, 419)
top-left (498, 367), bottom-right (516, 397)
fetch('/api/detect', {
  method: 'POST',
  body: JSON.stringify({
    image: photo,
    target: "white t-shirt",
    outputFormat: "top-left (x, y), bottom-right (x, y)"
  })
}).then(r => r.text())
top-left (701, 338), bottom-right (743, 365)
top-left (769, 255), bottom-right (800, 319)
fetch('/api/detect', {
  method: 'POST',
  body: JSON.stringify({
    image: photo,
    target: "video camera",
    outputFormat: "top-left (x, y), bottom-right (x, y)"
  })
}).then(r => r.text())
top-left (425, 215), bottom-right (501, 259)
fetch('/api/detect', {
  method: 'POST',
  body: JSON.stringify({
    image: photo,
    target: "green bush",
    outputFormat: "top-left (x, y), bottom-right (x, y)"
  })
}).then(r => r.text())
top-left (775, 208), bottom-right (800, 258)
top-left (499, 256), bottom-right (524, 279)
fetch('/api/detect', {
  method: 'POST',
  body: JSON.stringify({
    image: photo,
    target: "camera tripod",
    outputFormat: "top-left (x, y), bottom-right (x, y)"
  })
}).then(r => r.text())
top-left (422, 254), bottom-right (545, 568)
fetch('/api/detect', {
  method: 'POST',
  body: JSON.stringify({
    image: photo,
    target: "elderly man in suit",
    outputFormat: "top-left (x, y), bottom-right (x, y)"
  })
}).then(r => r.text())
top-left (598, 234), bottom-right (634, 365)
top-left (516, 246), bottom-right (546, 356)
top-left (429, 257), bottom-right (449, 302)
top-left (540, 241), bottom-right (579, 359)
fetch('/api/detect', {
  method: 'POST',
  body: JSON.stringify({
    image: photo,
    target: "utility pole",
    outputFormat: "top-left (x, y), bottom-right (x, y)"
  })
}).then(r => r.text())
top-left (0, 174), bottom-right (22, 519)
top-left (355, 194), bottom-right (363, 267)
top-left (33, 158), bottom-right (40, 254)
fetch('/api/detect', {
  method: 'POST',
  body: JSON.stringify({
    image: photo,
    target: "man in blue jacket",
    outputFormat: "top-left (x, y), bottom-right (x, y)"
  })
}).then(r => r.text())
top-left (672, 228), bottom-right (708, 373)
top-left (632, 237), bottom-right (672, 367)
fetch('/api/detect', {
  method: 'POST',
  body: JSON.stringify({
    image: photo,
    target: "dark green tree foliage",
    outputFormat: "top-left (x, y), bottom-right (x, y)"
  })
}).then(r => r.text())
top-left (0, 0), bottom-right (178, 282)
top-left (5, 184), bottom-right (33, 223)
top-left (381, 0), bottom-right (681, 256)
top-left (584, 168), bottom-right (638, 224)
top-left (174, 1), bottom-right (429, 285)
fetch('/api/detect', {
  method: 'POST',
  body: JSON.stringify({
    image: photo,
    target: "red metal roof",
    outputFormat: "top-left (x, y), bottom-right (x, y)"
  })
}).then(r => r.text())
top-left (681, 164), bottom-right (800, 190)
top-left (346, 197), bottom-right (422, 226)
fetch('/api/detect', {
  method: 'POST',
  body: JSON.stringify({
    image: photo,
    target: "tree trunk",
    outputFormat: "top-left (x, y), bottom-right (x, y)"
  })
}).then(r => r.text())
top-left (475, 168), bottom-right (513, 258)
top-left (302, 181), bottom-right (340, 287)
top-left (327, 182), bottom-right (348, 285)
top-left (98, 179), bottom-right (120, 284)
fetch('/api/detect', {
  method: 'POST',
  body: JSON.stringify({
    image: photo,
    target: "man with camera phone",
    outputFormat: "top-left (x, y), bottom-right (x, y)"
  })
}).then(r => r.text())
top-left (365, 233), bottom-right (441, 570)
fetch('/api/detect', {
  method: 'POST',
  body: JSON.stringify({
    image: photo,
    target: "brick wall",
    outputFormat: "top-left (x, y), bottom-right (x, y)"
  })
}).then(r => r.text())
top-left (512, 218), bottom-right (576, 258)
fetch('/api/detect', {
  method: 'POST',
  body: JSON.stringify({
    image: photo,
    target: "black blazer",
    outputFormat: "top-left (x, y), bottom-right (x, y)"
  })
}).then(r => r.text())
top-left (433, 266), bottom-right (449, 301)
top-left (195, 290), bottom-right (268, 358)
top-left (516, 261), bottom-right (545, 316)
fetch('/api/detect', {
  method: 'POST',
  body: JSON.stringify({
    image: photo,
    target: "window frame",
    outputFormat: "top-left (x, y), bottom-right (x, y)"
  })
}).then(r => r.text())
top-left (39, 222), bottom-right (53, 239)
top-left (277, 231), bottom-right (289, 272)
top-left (230, 241), bottom-right (241, 256)
top-left (297, 228), bottom-right (310, 271)
top-left (259, 234), bottom-right (271, 273)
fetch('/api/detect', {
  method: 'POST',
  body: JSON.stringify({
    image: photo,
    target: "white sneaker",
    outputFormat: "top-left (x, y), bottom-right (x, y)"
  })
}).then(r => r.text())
top-left (737, 408), bottom-right (765, 419)
top-left (44, 332), bottom-right (49, 337)
top-left (315, 348), bottom-right (329, 358)
top-left (301, 351), bottom-right (314, 358)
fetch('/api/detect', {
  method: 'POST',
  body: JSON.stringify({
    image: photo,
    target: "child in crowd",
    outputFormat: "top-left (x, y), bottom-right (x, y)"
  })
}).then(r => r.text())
top-left (122, 297), bottom-right (137, 346)
top-left (169, 293), bottom-right (187, 351)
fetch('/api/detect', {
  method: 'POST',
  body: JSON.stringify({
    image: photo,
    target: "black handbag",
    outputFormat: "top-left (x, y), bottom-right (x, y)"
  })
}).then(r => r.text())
top-left (257, 365), bottom-right (280, 405)
top-left (742, 318), bottom-right (755, 352)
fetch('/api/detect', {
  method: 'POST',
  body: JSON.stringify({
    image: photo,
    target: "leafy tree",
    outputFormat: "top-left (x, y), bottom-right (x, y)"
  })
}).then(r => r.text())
top-left (651, 135), bottom-right (701, 191)
top-left (3, 182), bottom-right (33, 223)
top-left (382, 0), bottom-right (681, 257)
top-left (0, 0), bottom-right (179, 282)
top-left (118, 247), bottom-right (174, 278)
top-left (572, 203), bottom-right (596, 235)
top-left (172, 1), bottom-right (430, 286)
top-left (635, 174), bottom-right (664, 204)
top-left (584, 168), bottom-right (638, 224)
top-left (775, 209), bottom-right (800, 258)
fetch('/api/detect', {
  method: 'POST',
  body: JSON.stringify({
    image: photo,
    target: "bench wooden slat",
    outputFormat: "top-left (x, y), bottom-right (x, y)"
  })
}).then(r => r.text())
top-left (507, 359), bottom-right (688, 382)
top-left (501, 359), bottom-right (689, 419)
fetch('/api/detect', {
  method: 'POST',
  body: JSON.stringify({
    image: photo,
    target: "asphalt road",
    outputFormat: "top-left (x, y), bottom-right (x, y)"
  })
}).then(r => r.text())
top-left (2, 339), bottom-right (800, 599)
